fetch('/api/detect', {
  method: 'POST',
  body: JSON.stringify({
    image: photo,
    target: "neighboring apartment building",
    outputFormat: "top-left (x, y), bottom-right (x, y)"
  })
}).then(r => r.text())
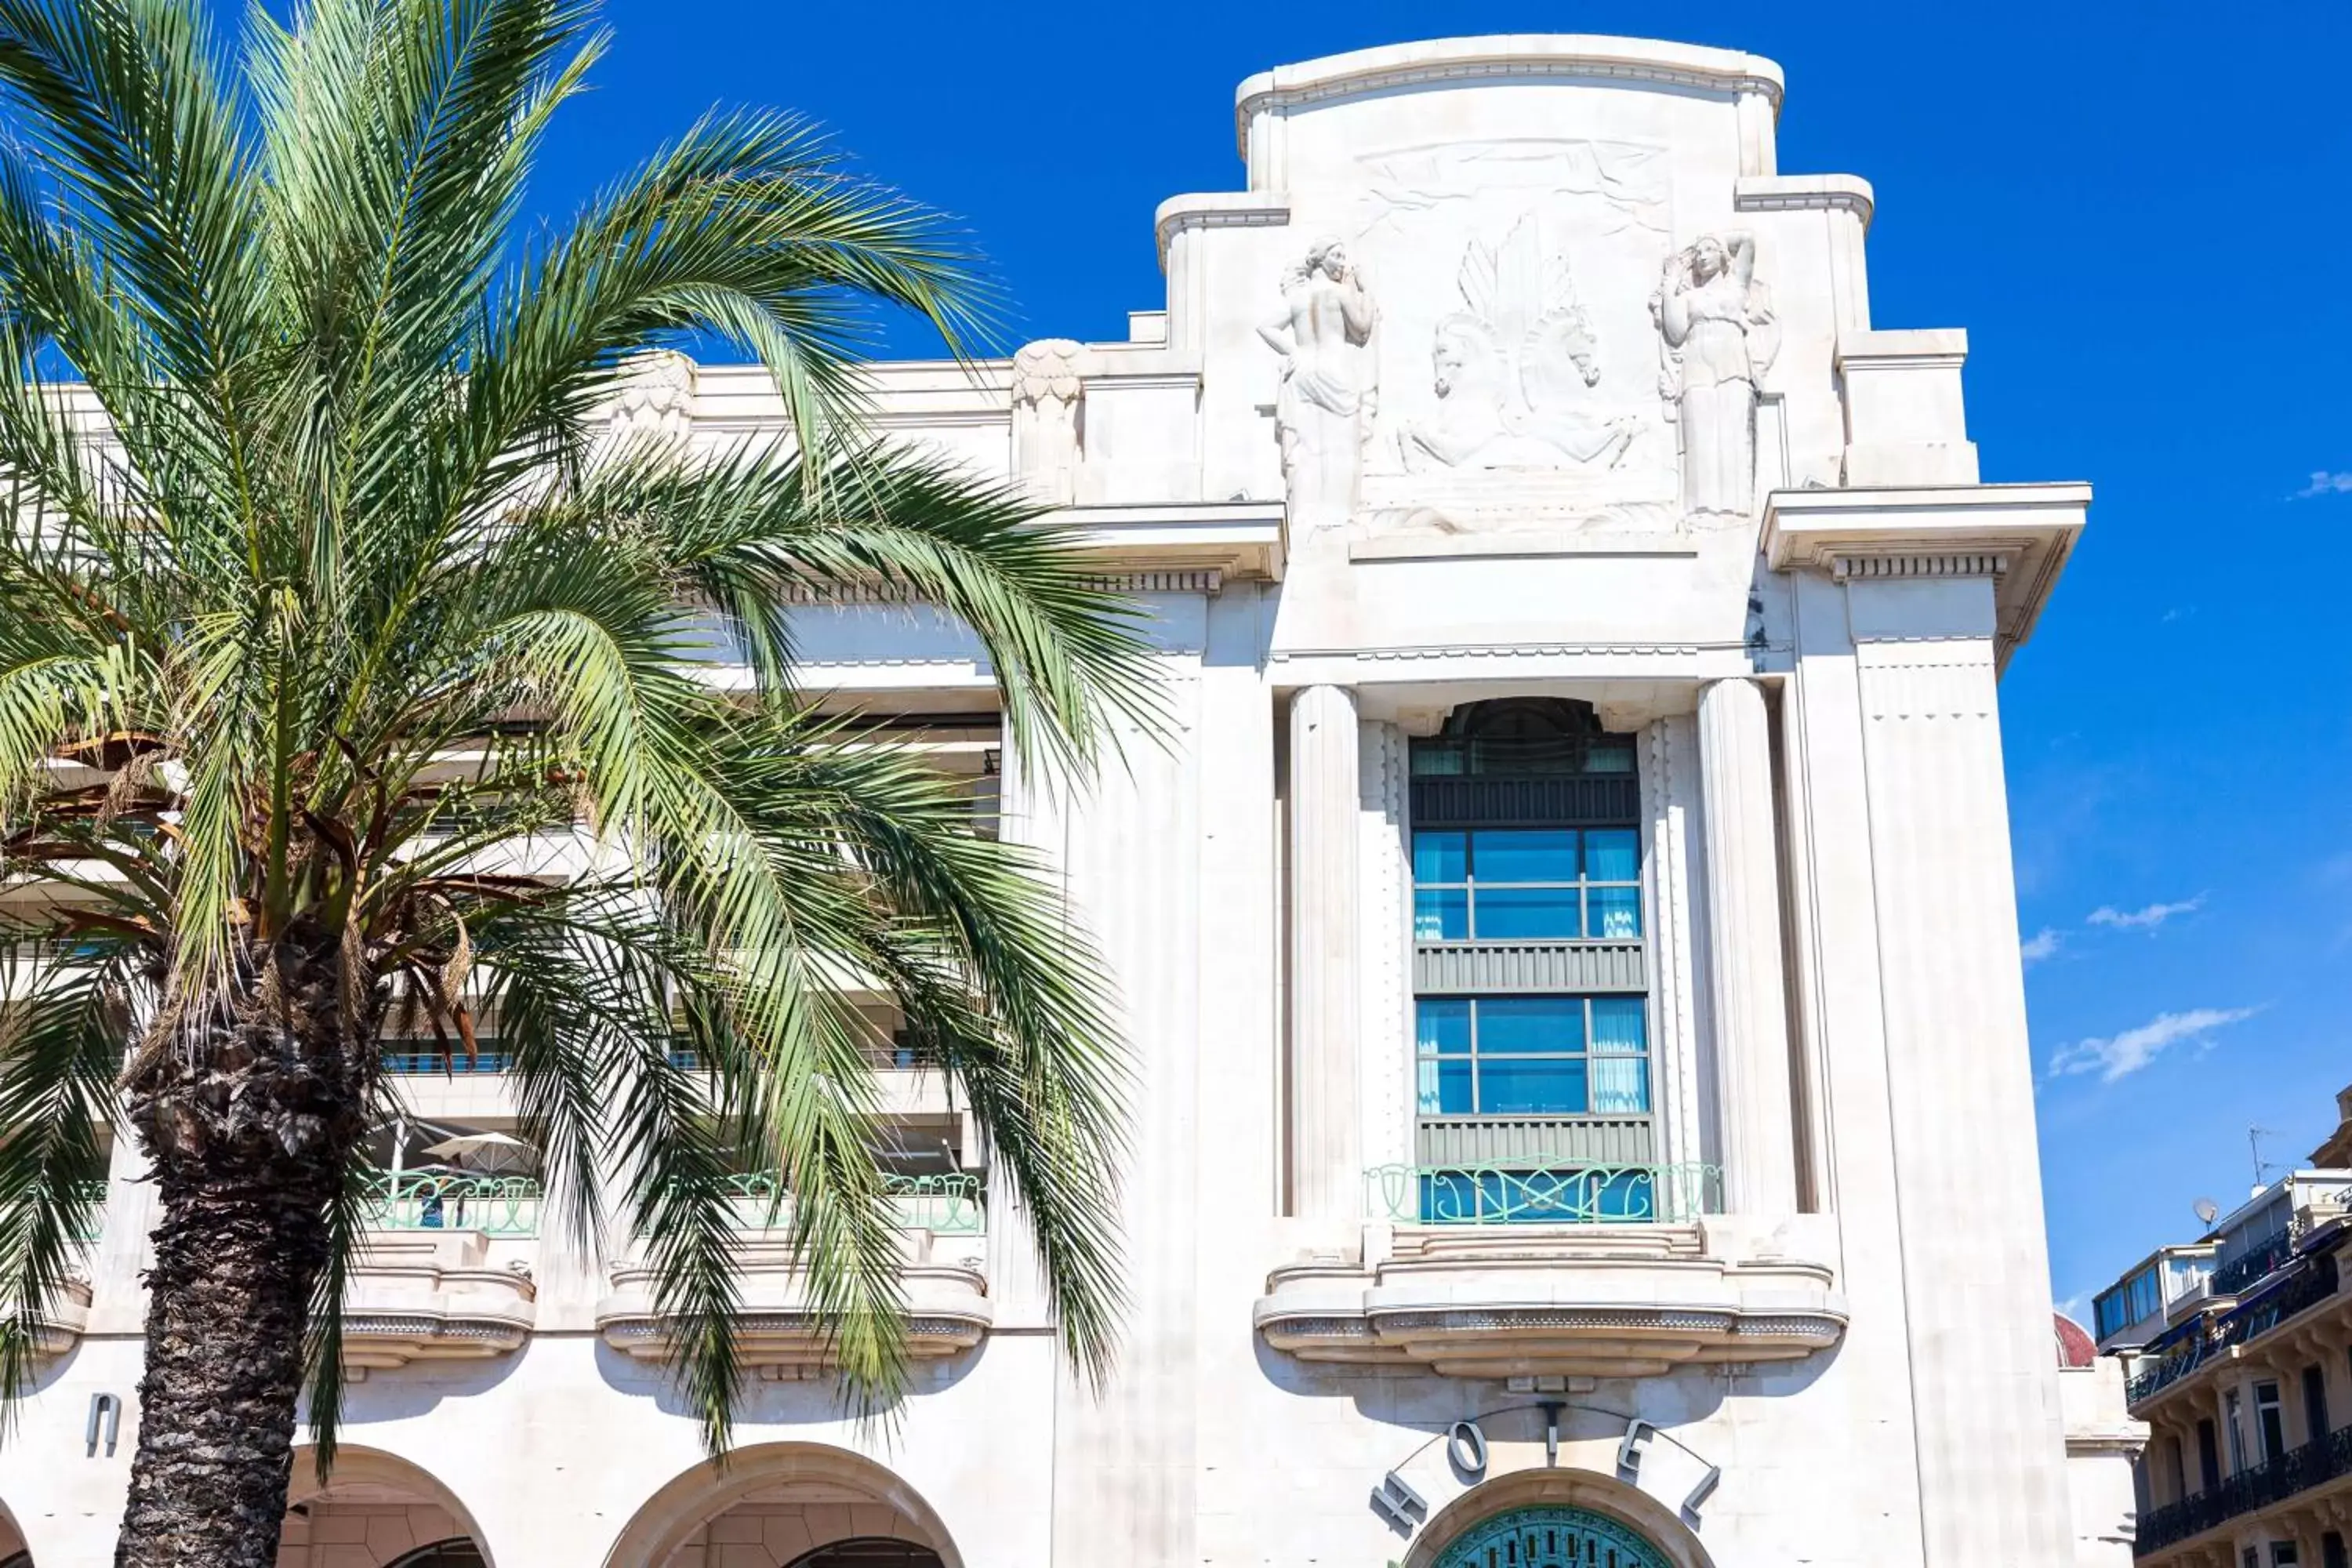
top-left (2, 34), bottom-right (2132, 1568)
top-left (2094, 1088), bottom-right (2352, 1568)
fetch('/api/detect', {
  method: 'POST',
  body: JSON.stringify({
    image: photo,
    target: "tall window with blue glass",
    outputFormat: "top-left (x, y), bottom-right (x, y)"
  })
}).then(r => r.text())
top-left (1406, 699), bottom-right (1663, 1223)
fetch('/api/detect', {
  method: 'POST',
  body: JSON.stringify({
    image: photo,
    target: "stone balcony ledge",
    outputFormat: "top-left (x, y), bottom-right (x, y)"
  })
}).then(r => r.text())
top-left (597, 1229), bottom-right (992, 1378)
top-left (343, 1231), bottom-right (536, 1375)
top-left (1255, 1214), bottom-right (1846, 1380)
top-left (24, 1272), bottom-right (93, 1358)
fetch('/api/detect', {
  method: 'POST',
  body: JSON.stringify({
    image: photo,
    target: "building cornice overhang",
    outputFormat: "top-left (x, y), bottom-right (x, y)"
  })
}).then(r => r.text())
top-left (1235, 35), bottom-right (1786, 160)
top-left (1762, 482), bottom-right (2091, 670)
top-left (1046, 499), bottom-right (1287, 582)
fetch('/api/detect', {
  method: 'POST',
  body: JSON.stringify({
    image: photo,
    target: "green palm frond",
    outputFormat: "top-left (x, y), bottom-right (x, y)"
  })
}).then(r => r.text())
top-left (0, 0), bottom-right (1152, 1470)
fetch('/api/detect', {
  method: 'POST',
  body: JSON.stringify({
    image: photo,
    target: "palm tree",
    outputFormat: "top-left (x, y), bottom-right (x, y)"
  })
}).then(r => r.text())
top-left (0, 0), bottom-right (1152, 1563)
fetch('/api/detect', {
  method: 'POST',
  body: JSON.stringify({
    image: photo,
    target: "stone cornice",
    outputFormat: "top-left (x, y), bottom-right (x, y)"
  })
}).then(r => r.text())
top-left (1735, 173), bottom-right (1876, 230)
top-left (1762, 482), bottom-right (2091, 670)
top-left (1235, 36), bottom-right (1785, 160)
top-left (1154, 191), bottom-right (1292, 268)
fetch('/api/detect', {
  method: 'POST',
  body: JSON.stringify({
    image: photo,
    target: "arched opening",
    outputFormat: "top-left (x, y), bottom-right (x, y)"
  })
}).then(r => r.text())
top-left (1428, 1506), bottom-right (1671, 1568)
top-left (601, 1443), bottom-right (961, 1568)
top-left (0, 1496), bottom-right (29, 1566)
top-left (386, 1544), bottom-right (487, 1568)
top-left (280, 1446), bottom-right (496, 1568)
top-left (783, 1542), bottom-right (945, 1568)
top-left (1402, 1468), bottom-right (1714, 1568)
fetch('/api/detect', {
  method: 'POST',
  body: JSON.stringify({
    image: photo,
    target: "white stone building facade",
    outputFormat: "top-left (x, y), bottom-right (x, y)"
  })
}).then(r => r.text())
top-left (1, 34), bottom-right (2140, 1568)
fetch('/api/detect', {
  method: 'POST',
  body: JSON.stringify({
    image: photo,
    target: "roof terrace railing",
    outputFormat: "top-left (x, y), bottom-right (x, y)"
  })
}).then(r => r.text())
top-left (2127, 1249), bottom-right (2342, 1406)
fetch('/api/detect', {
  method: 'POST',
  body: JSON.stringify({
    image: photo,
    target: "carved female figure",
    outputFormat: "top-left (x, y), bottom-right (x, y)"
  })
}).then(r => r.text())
top-left (1258, 237), bottom-right (1377, 525)
top-left (1653, 233), bottom-right (1779, 518)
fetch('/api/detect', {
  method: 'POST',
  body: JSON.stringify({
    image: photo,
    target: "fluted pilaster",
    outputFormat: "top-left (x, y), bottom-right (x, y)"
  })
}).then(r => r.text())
top-left (1289, 684), bottom-right (1362, 1219)
top-left (1697, 677), bottom-right (1798, 1215)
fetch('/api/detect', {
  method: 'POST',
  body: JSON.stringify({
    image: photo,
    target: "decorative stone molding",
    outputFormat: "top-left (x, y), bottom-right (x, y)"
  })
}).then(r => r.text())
top-left (342, 1232), bottom-right (536, 1375)
top-left (1835, 329), bottom-right (1979, 486)
top-left (26, 1270), bottom-right (92, 1357)
top-left (597, 1234), bottom-right (990, 1377)
top-left (1762, 483), bottom-right (2090, 667)
top-left (1152, 191), bottom-right (1292, 267)
top-left (605, 350), bottom-right (699, 448)
top-left (1255, 1215), bottom-right (1846, 1379)
top-left (775, 570), bottom-right (1225, 605)
top-left (1234, 38), bottom-right (1785, 160)
top-left (1010, 339), bottom-right (1091, 506)
top-left (1734, 173), bottom-right (1876, 229)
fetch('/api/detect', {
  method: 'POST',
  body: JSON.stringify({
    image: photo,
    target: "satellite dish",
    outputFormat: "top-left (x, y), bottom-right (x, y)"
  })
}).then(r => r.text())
top-left (2194, 1197), bottom-right (2221, 1226)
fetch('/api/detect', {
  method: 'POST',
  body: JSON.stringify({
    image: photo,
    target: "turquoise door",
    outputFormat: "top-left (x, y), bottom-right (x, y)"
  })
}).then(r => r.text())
top-left (1430, 1506), bottom-right (1672, 1568)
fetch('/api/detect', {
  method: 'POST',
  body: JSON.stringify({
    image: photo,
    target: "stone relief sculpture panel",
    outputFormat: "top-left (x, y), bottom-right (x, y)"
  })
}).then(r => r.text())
top-left (1652, 233), bottom-right (1780, 521)
top-left (1400, 215), bottom-right (1639, 473)
top-left (1258, 237), bottom-right (1378, 531)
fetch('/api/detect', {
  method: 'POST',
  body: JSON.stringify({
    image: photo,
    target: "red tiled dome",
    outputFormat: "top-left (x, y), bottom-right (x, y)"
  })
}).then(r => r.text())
top-left (2053, 1311), bottom-right (2096, 1367)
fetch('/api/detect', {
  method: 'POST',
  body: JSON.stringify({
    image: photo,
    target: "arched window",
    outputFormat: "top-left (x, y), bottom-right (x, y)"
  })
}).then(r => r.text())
top-left (782, 1541), bottom-right (946, 1568)
top-left (1430, 1506), bottom-right (1670, 1568)
top-left (384, 1542), bottom-right (486, 1568)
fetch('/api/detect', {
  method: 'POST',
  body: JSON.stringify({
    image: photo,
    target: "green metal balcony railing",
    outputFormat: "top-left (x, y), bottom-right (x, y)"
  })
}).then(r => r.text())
top-left (358, 1171), bottom-right (542, 1236)
top-left (1369, 1160), bottom-right (1720, 1226)
top-left (719, 1171), bottom-right (985, 1235)
top-left (67, 1178), bottom-right (108, 1242)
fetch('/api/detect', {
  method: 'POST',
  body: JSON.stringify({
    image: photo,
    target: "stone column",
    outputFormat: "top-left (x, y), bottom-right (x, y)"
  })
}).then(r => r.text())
top-left (1289, 684), bottom-right (1362, 1219)
top-left (1697, 677), bottom-right (1798, 1215)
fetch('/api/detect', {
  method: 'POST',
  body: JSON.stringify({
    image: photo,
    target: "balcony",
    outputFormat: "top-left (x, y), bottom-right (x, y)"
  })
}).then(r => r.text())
top-left (340, 1174), bottom-right (538, 1375)
top-left (2136, 1425), bottom-right (2352, 1557)
top-left (2126, 1244), bottom-right (2344, 1411)
top-left (596, 1174), bottom-right (991, 1377)
top-left (1255, 1163), bottom-right (1846, 1381)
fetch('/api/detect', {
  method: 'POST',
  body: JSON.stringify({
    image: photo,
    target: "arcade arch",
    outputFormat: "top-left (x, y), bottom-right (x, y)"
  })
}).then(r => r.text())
top-left (1, 1496), bottom-right (29, 1566)
top-left (1402, 1468), bottom-right (1715, 1568)
top-left (601, 1443), bottom-right (960, 1568)
top-left (279, 1446), bottom-right (497, 1568)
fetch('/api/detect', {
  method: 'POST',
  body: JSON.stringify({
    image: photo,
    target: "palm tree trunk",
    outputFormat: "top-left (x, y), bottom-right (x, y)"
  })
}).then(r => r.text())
top-left (115, 931), bottom-right (376, 1568)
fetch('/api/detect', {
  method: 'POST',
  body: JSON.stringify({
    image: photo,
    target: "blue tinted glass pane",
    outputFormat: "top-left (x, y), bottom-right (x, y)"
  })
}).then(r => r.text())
top-left (1584, 828), bottom-right (1639, 881)
top-left (1588, 997), bottom-right (1648, 1054)
top-left (1414, 887), bottom-right (1468, 941)
top-left (1417, 1056), bottom-right (1472, 1114)
top-left (1478, 1057), bottom-right (1586, 1114)
top-left (1413, 830), bottom-right (1467, 884)
top-left (1474, 886), bottom-right (1581, 939)
top-left (1420, 1170), bottom-right (1493, 1223)
top-left (1471, 829), bottom-right (1577, 884)
top-left (1592, 1167), bottom-right (1657, 1220)
top-left (1588, 1056), bottom-right (1650, 1114)
top-left (1584, 743), bottom-right (1636, 775)
top-left (1588, 886), bottom-right (1642, 938)
top-left (1475, 997), bottom-right (1584, 1054)
top-left (1416, 999), bottom-right (1472, 1054)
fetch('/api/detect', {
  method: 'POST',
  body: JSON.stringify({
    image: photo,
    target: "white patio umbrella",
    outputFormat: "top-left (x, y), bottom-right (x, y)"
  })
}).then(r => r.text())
top-left (420, 1130), bottom-right (537, 1174)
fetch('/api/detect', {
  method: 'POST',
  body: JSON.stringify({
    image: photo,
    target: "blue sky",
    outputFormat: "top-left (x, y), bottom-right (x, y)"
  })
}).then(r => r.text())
top-left (509, 0), bottom-right (2352, 1312)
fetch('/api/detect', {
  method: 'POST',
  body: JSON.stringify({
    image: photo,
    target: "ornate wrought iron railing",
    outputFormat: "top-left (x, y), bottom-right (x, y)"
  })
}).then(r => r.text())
top-left (1368, 1160), bottom-right (1720, 1225)
top-left (358, 1171), bottom-right (542, 1236)
top-left (2136, 1423), bottom-right (2352, 1555)
top-left (2127, 1250), bottom-right (2342, 1406)
top-left (719, 1172), bottom-right (985, 1235)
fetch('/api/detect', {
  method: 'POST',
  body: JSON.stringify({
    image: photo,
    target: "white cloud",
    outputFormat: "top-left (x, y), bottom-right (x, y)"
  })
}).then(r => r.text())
top-left (2049, 1007), bottom-right (2259, 1083)
top-left (2294, 471), bottom-right (2352, 499)
top-left (2020, 927), bottom-right (2064, 964)
top-left (2086, 895), bottom-right (2205, 931)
